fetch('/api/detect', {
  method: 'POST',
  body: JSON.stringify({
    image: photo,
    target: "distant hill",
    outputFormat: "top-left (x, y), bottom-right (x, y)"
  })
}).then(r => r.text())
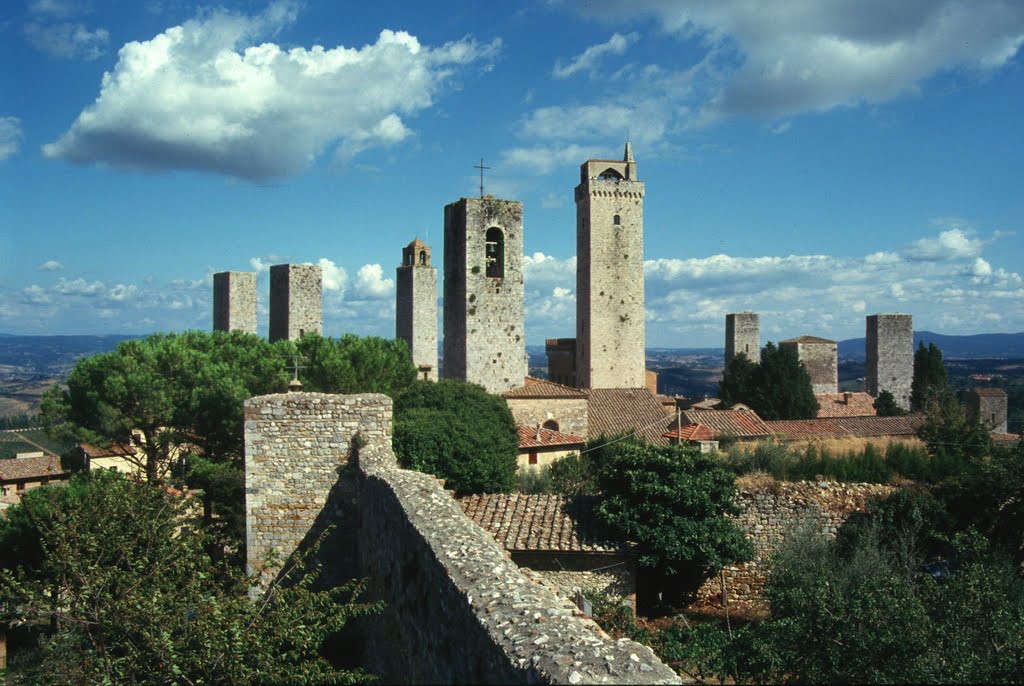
top-left (838, 331), bottom-right (1024, 360)
top-left (0, 334), bottom-right (140, 376)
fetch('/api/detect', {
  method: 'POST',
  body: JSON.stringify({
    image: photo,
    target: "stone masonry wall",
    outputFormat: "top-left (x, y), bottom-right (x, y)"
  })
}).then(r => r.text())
top-left (786, 340), bottom-right (838, 395)
top-left (245, 393), bottom-right (679, 685)
top-left (725, 313), bottom-right (760, 365)
top-left (513, 553), bottom-right (636, 602)
top-left (696, 481), bottom-right (894, 607)
top-left (396, 263), bottom-right (438, 381)
top-left (213, 271), bottom-right (257, 334)
top-left (866, 314), bottom-right (913, 411)
top-left (269, 263), bottom-right (323, 343)
top-left (506, 397), bottom-right (589, 439)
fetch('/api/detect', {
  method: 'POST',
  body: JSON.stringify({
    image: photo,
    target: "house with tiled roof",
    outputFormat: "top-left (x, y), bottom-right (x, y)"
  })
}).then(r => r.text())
top-left (67, 441), bottom-right (140, 476)
top-left (586, 387), bottom-right (674, 446)
top-left (815, 392), bottom-right (877, 418)
top-left (661, 423), bottom-right (720, 452)
top-left (502, 377), bottom-right (589, 439)
top-left (0, 455), bottom-right (70, 499)
top-left (677, 408), bottom-right (773, 441)
top-left (764, 414), bottom-right (925, 443)
top-left (459, 493), bottom-right (636, 604)
top-left (515, 425), bottom-right (585, 471)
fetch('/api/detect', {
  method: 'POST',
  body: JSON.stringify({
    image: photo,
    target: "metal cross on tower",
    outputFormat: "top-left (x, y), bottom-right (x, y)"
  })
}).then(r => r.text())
top-left (474, 158), bottom-right (491, 198)
top-left (287, 354), bottom-right (306, 383)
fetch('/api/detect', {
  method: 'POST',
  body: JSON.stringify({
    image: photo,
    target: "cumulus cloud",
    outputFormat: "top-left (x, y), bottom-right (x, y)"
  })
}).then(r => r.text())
top-left (353, 263), bottom-right (394, 299)
top-left (0, 117), bottom-right (23, 161)
top-left (37, 260), bottom-right (64, 271)
top-left (904, 228), bottom-right (985, 261)
top-left (43, 4), bottom-right (500, 179)
top-left (317, 259), bottom-right (348, 293)
top-left (54, 277), bottom-right (105, 296)
top-left (553, 32), bottom-right (638, 79)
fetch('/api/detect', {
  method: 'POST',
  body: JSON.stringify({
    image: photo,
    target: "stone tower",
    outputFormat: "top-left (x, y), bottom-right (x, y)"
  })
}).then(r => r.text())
top-left (725, 312), bottom-right (760, 365)
top-left (396, 239), bottom-right (438, 381)
top-left (865, 313), bottom-right (913, 411)
top-left (965, 388), bottom-right (1008, 434)
top-left (269, 263), bottom-right (322, 343)
top-left (575, 142), bottom-right (646, 389)
top-left (443, 197), bottom-right (527, 394)
top-left (780, 336), bottom-right (838, 395)
top-left (213, 271), bottom-right (257, 334)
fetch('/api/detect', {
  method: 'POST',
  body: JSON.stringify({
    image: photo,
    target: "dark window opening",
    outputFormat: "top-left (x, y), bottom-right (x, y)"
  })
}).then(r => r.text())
top-left (528, 451), bottom-right (538, 465)
top-left (598, 168), bottom-right (623, 180)
top-left (419, 250), bottom-right (427, 265)
top-left (485, 227), bottom-right (504, 278)
top-left (543, 419), bottom-right (559, 432)
top-left (405, 253), bottom-right (414, 266)
top-left (613, 214), bottom-right (621, 226)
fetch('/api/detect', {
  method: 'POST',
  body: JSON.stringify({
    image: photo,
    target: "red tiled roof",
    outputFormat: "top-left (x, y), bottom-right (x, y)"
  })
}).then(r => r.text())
top-left (516, 425), bottom-right (586, 449)
top-left (992, 433), bottom-right (1020, 446)
top-left (971, 387), bottom-right (1008, 398)
top-left (780, 335), bottom-right (836, 345)
top-left (503, 377), bottom-right (588, 399)
top-left (815, 392), bottom-right (877, 418)
top-left (459, 493), bottom-right (630, 554)
top-left (680, 409), bottom-right (773, 438)
top-left (586, 387), bottom-right (673, 445)
top-left (764, 414), bottom-right (925, 440)
top-left (78, 442), bottom-right (136, 458)
top-left (662, 424), bottom-right (718, 442)
top-left (0, 455), bottom-right (69, 482)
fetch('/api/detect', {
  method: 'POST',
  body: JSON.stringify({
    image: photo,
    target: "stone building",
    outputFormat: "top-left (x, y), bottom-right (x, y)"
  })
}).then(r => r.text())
top-left (502, 377), bottom-right (589, 439)
top-left (575, 143), bottom-right (646, 389)
top-left (396, 238), bottom-right (438, 381)
top-left (780, 335), bottom-right (838, 394)
top-left (725, 312), bottom-right (760, 365)
top-left (212, 271), bottom-right (257, 334)
top-left (545, 338), bottom-right (577, 388)
top-left (443, 197), bottom-right (527, 394)
top-left (268, 263), bottom-right (322, 343)
top-left (965, 387), bottom-right (1009, 434)
top-left (865, 313), bottom-right (913, 411)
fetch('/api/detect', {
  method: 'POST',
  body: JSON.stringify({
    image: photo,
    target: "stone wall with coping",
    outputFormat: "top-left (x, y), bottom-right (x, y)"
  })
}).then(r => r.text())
top-left (696, 480), bottom-right (894, 607)
top-left (506, 397), bottom-right (589, 439)
top-left (245, 392), bottom-right (679, 685)
top-left (513, 553), bottom-right (636, 602)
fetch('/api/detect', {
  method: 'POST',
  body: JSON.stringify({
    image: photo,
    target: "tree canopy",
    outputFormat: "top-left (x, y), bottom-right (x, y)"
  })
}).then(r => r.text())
top-left (872, 389), bottom-right (907, 416)
top-left (911, 341), bottom-right (950, 411)
top-left (718, 342), bottom-right (819, 420)
top-left (0, 471), bottom-right (379, 685)
top-left (392, 379), bottom-right (518, 495)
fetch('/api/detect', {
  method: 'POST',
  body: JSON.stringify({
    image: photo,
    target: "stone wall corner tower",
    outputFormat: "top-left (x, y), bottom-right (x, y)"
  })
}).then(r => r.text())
top-left (725, 312), bottom-right (760, 365)
top-left (213, 271), bottom-right (257, 334)
top-left (443, 196), bottom-right (527, 393)
top-left (575, 142), bottom-right (646, 389)
top-left (396, 238), bottom-right (438, 381)
top-left (865, 313), bottom-right (913, 411)
top-left (268, 263), bottom-right (322, 343)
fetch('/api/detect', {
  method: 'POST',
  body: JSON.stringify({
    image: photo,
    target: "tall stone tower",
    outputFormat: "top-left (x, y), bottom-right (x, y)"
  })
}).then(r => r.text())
top-left (725, 312), bottom-right (760, 365)
top-left (780, 336), bottom-right (838, 395)
top-left (443, 196), bottom-right (527, 394)
top-left (213, 271), bottom-right (257, 334)
top-left (865, 313), bottom-right (913, 410)
top-left (269, 263), bottom-right (322, 343)
top-left (575, 142), bottom-right (646, 389)
top-left (396, 238), bottom-right (438, 381)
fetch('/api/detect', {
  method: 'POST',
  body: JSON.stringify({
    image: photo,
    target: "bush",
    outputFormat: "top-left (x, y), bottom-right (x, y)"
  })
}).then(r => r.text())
top-left (517, 466), bottom-right (553, 494)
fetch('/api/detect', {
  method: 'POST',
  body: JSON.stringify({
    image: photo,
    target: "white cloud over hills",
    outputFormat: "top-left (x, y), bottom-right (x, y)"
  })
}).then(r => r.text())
top-left (43, 3), bottom-right (500, 180)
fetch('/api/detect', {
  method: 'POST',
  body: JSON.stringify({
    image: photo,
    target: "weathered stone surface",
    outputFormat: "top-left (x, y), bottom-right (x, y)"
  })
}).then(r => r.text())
top-left (725, 313), bottom-right (760, 365)
top-left (506, 397), bottom-right (589, 440)
top-left (865, 313), bottom-right (913, 411)
top-left (269, 263), bottom-right (322, 342)
top-left (213, 271), bottom-right (257, 334)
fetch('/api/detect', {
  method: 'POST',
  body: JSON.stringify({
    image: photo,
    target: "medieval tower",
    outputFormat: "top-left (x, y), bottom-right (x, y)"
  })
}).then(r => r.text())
top-left (725, 312), bottom-right (760, 365)
top-left (213, 271), bottom-right (257, 334)
top-left (268, 263), bottom-right (322, 343)
top-left (396, 238), bottom-right (438, 381)
top-left (443, 197), bottom-right (527, 394)
top-left (575, 142), bottom-right (646, 389)
top-left (865, 313), bottom-right (913, 411)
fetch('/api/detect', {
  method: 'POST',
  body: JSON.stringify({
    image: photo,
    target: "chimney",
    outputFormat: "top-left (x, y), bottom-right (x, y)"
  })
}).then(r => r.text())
top-left (843, 392), bottom-right (852, 404)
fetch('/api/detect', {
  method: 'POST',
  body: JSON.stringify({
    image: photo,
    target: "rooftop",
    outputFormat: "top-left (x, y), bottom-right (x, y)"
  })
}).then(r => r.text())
top-left (679, 408), bottom-right (773, 438)
top-left (502, 377), bottom-right (588, 399)
top-left (815, 392), bottom-right (877, 418)
top-left (516, 425), bottom-right (586, 450)
top-left (971, 387), bottom-right (1008, 398)
top-left (662, 423), bottom-right (718, 442)
top-left (764, 414), bottom-right (925, 440)
top-left (0, 455), bottom-right (70, 482)
top-left (780, 335), bottom-right (837, 345)
top-left (587, 387), bottom-right (672, 445)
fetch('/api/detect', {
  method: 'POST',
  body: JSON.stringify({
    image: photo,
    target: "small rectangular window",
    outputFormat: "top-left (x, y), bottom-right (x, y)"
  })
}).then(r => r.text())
top-left (528, 451), bottom-right (538, 465)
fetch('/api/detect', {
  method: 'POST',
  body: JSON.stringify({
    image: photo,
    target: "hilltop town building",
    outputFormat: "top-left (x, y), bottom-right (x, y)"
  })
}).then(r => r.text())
top-left (780, 335), bottom-right (838, 394)
top-left (965, 387), bottom-right (1009, 434)
top-left (212, 271), bottom-right (257, 334)
top-left (443, 197), bottom-right (527, 394)
top-left (268, 264), bottom-right (322, 343)
top-left (396, 239), bottom-right (438, 381)
top-left (575, 143), bottom-right (646, 389)
top-left (725, 312), bottom-right (761, 365)
top-left (865, 313), bottom-right (913, 411)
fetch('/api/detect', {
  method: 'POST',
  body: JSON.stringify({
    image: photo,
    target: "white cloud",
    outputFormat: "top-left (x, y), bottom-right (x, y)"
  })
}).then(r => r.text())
top-left (107, 283), bottom-right (138, 302)
top-left (43, 5), bottom-right (500, 179)
top-left (25, 21), bottom-right (110, 60)
top-left (971, 257), bottom-right (993, 277)
top-left (37, 260), bottom-right (64, 271)
top-left (0, 117), bottom-right (23, 161)
top-left (904, 228), bottom-right (985, 261)
top-left (317, 258), bottom-right (348, 293)
top-left (54, 277), bottom-right (105, 296)
top-left (353, 263), bottom-right (394, 299)
top-left (553, 32), bottom-right (638, 79)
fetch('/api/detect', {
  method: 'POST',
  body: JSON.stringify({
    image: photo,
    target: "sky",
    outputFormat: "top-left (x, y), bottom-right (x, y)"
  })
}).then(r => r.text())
top-left (2, 0), bottom-right (1023, 348)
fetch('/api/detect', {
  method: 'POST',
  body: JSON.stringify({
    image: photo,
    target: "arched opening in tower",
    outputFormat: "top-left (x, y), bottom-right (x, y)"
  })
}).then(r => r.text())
top-left (485, 227), bottom-right (504, 278)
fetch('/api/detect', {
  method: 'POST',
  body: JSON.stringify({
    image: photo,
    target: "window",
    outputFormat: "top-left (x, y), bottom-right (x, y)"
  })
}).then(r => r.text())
top-left (543, 419), bottom-right (559, 432)
top-left (598, 168), bottom-right (623, 180)
top-left (406, 252), bottom-right (414, 266)
top-left (613, 214), bottom-right (621, 226)
top-left (528, 451), bottom-right (538, 465)
top-left (485, 227), bottom-right (504, 278)
top-left (419, 250), bottom-right (427, 265)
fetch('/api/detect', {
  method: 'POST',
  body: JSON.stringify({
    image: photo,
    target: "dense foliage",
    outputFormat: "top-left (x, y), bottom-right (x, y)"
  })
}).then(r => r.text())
top-left (916, 386), bottom-right (994, 459)
top-left (718, 342), bottom-right (819, 420)
top-left (872, 389), bottom-right (907, 416)
top-left (911, 341), bottom-right (951, 411)
top-left (392, 379), bottom-right (518, 495)
top-left (0, 471), bottom-right (379, 685)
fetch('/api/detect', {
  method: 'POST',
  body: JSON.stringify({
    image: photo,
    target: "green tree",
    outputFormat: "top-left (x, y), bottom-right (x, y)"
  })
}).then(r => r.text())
top-left (911, 341), bottom-right (950, 411)
top-left (392, 380), bottom-right (518, 495)
top-left (916, 387), bottom-right (992, 460)
top-left (594, 442), bottom-right (753, 581)
top-left (718, 353), bottom-right (758, 409)
top-left (749, 342), bottom-right (819, 420)
top-left (0, 471), bottom-right (379, 685)
top-left (872, 389), bottom-right (907, 416)
top-left (293, 333), bottom-right (417, 397)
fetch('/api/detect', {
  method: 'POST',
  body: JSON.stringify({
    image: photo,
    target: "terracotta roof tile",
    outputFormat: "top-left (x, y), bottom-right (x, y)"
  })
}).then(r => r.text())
top-left (586, 387), bottom-right (673, 445)
top-left (662, 424), bottom-right (718, 442)
top-left (458, 493), bottom-right (630, 554)
top-left (993, 433), bottom-right (1021, 446)
top-left (78, 442), bottom-right (136, 458)
top-left (680, 409), bottom-right (773, 438)
top-left (780, 335), bottom-right (837, 345)
top-left (503, 377), bottom-right (588, 399)
top-left (815, 392), bottom-right (878, 418)
top-left (516, 425), bottom-right (586, 449)
top-left (971, 387), bottom-right (1008, 398)
top-left (0, 455), bottom-right (69, 482)
top-left (764, 415), bottom-right (925, 440)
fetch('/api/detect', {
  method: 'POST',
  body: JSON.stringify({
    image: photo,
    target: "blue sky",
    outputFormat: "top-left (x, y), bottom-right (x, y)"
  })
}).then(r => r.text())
top-left (2, 0), bottom-right (1023, 347)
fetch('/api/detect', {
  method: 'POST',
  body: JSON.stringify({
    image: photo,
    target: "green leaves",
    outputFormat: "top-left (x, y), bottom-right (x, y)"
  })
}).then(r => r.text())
top-left (718, 342), bottom-right (819, 420)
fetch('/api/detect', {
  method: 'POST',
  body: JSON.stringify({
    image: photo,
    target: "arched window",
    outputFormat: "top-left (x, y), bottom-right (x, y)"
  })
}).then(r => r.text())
top-left (613, 214), bottom-right (621, 226)
top-left (485, 227), bottom-right (504, 278)
top-left (419, 250), bottom-right (427, 265)
top-left (542, 419), bottom-right (559, 432)
top-left (598, 168), bottom-right (623, 180)
top-left (405, 252), bottom-right (414, 266)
